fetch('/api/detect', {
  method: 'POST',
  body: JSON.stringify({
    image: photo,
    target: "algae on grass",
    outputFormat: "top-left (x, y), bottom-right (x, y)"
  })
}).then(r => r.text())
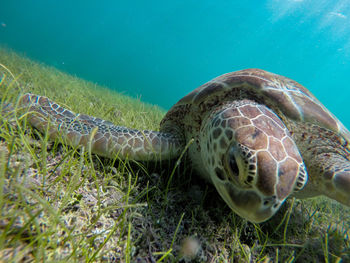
top-left (0, 46), bottom-right (349, 262)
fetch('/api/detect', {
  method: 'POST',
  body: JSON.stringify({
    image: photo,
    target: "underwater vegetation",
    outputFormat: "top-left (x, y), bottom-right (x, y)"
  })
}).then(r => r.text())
top-left (0, 47), bottom-right (349, 262)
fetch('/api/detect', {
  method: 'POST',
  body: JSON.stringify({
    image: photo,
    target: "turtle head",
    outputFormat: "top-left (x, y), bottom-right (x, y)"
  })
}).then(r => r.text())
top-left (201, 102), bottom-right (307, 223)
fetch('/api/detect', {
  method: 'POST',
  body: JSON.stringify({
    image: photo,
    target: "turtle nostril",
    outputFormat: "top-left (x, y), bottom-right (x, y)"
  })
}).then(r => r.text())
top-left (215, 168), bottom-right (226, 180)
top-left (229, 158), bottom-right (239, 176)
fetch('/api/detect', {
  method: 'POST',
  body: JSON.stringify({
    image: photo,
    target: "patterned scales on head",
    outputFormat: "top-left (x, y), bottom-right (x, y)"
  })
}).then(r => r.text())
top-left (18, 69), bottom-right (350, 223)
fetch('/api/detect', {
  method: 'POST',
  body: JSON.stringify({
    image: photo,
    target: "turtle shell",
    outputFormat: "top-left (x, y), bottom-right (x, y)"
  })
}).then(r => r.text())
top-left (161, 68), bottom-right (350, 141)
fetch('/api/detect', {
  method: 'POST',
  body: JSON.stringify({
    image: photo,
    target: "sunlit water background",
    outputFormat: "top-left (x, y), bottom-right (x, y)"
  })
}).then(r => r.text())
top-left (1, 0), bottom-right (350, 127)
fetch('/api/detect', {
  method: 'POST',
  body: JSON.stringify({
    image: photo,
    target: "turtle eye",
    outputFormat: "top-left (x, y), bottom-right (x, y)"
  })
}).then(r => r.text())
top-left (229, 158), bottom-right (239, 176)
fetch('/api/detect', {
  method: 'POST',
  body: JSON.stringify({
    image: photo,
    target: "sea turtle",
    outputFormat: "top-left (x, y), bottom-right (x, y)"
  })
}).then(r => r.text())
top-left (14, 68), bottom-right (350, 223)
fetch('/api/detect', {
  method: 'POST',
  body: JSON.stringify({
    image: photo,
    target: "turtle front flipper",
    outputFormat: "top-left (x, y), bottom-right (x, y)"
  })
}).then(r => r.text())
top-left (19, 94), bottom-right (184, 161)
top-left (296, 152), bottom-right (350, 206)
top-left (321, 156), bottom-right (350, 206)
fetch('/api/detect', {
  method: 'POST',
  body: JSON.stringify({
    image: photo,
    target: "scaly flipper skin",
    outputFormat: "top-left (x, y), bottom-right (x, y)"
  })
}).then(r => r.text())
top-left (199, 100), bottom-right (307, 222)
top-left (316, 153), bottom-right (350, 206)
top-left (19, 94), bottom-right (184, 161)
top-left (289, 122), bottom-right (350, 206)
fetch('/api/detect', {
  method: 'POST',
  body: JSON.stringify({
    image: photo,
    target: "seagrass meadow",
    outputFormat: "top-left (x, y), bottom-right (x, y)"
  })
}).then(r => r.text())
top-left (0, 47), bottom-right (349, 262)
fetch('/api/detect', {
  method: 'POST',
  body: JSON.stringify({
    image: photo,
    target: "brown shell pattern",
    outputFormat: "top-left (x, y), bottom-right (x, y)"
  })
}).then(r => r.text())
top-left (167, 68), bottom-right (350, 141)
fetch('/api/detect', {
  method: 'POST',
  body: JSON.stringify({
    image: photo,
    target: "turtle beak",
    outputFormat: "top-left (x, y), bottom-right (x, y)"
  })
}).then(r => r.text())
top-left (212, 178), bottom-right (281, 223)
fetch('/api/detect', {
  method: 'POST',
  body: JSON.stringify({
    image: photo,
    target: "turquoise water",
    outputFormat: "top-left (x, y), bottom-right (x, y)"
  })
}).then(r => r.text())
top-left (1, 0), bottom-right (350, 127)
